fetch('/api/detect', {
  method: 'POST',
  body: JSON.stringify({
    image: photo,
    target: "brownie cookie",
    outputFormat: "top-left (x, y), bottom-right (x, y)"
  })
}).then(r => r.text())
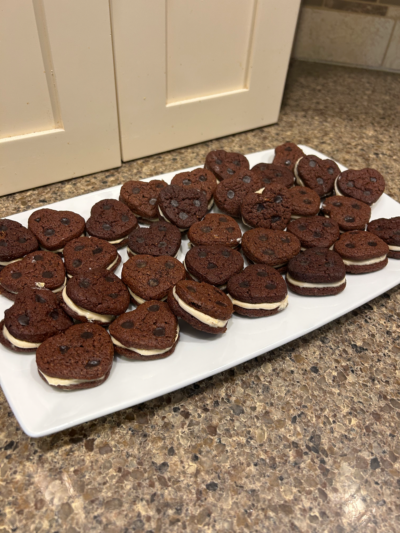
top-left (0, 219), bottom-right (38, 268)
top-left (167, 280), bottom-right (233, 334)
top-left (157, 185), bottom-right (208, 231)
top-left (286, 248), bottom-right (346, 296)
top-left (288, 186), bottom-right (320, 219)
top-left (0, 251), bottom-right (66, 301)
top-left (322, 196), bottom-right (371, 232)
top-left (252, 163), bottom-right (294, 189)
top-left (127, 221), bottom-right (181, 259)
top-left (64, 236), bottom-right (121, 278)
top-left (119, 179), bottom-right (167, 221)
top-left (0, 288), bottom-right (73, 353)
top-left (205, 150), bottom-right (249, 182)
top-left (188, 214), bottom-right (242, 248)
top-left (172, 168), bottom-right (217, 210)
top-left (295, 155), bottom-right (340, 197)
top-left (335, 169), bottom-right (385, 206)
top-left (185, 245), bottom-right (244, 289)
top-left (122, 255), bottom-right (186, 305)
top-left (287, 217), bottom-right (340, 250)
top-left (213, 170), bottom-right (262, 218)
top-left (241, 228), bottom-right (301, 273)
top-left (36, 323), bottom-right (114, 390)
top-left (368, 217), bottom-right (400, 259)
top-left (333, 230), bottom-right (389, 274)
top-left (227, 264), bottom-right (288, 317)
top-left (241, 184), bottom-right (292, 230)
top-left (61, 269), bottom-right (129, 325)
top-left (273, 142), bottom-right (304, 172)
top-left (109, 301), bottom-right (179, 360)
top-left (86, 199), bottom-right (138, 248)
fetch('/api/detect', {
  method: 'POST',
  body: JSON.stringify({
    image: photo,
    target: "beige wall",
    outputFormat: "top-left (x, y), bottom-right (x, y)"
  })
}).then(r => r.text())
top-left (292, 0), bottom-right (400, 71)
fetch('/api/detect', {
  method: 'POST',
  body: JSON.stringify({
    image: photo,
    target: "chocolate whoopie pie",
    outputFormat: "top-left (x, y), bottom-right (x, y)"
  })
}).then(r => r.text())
top-left (0, 251), bottom-right (66, 301)
top-left (61, 269), bottom-right (130, 325)
top-left (86, 199), bottom-right (138, 248)
top-left (0, 288), bottom-right (73, 353)
top-left (28, 208), bottom-right (85, 254)
top-left (368, 217), bottom-right (400, 259)
top-left (109, 301), bottom-right (179, 360)
top-left (213, 170), bottom-right (262, 218)
top-left (227, 264), bottom-right (288, 317)
top-left (188, 214), bottom-right (242, 248)
top-left (36, 323), bottom-right (114, 390)
top-left (157, 185), bottom-right (208, 231)
top-left (167, 280), bottom-right (233, 334)
top-left (185, 245), bottom-right (244, 289)
top-left (335, 169), bottom-right (385, 206)
top-left (295, 155), bottom-right (340, 197)
top-left (0, 219), bottom-right (38, 269)
top-left (252, 163), bottom-right (294, 189)
top-left (288, 186), bottom-right (320, 219)
top-left (127, 221), bottom-right (181, 259)
top-left (64, 236), bottom-right (121, 278)
top-left (333, 230), bottom-right (389, 274)
top-left (119, 179), bottom-right (167, 221)
top-left (287, 217), bottom-right (340, 250)
top-left (273, 142), bottom-right (304, 172)
top-left (286, 248), bottom-right (346, 296)
top-left (205, 150), bottom-right (249, 182)
top-left (172, 168), bottom-right (217, 210)
top-left (241, 184), bottom-right (292, 230)
top-left (122, 255), bottom-right (186, 305)
top-left (241, 228), bottom-right (301, 273)
top-left (321, 196), bottom-right (371, 232)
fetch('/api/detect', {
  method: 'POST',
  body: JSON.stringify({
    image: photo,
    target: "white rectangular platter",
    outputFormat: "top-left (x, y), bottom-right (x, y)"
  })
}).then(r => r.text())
top-left (2, 146), bottom-right (400, 437)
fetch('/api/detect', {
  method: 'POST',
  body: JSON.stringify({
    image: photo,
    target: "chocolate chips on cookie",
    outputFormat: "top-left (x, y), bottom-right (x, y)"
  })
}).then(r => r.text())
top-left (86, 199), bottom-right (138, 248)
top-left (119, 180), bottom-right (167, 222)
top-left (273, 142), bottom-right (304, 172)
top-left (287, 217), bottom-right (340, 250)
top-left (288, 186), bottom-right (320, 219)
top-left (205, 150), bottom-right (249, 182)
top-left (295, 155), bottom-right (340, 197)
top-left (185, 245), bottom-right (244, 289)
top-left (172, 168), bottom-right (217, 210)
top-left (333, 230), bottom-right (389, 274)
top-left (127, 221), bottom-right (181, 259)
top-left (252, 163), bottom-right (294, 189)
top-left (157, 185), bottom-right (208, 231)
top-left (188, 214), bottom-right (242, 248)
top-left (335, 169), bottom-right (385, 206)
top-left (368, 217), bottom-right (400, 259)
top-left (241, 184), bottom-right (292, 230)
top-left (0, 219), bottom-right (38, 269)
top-left (64, 236), bottom-right (121, 278)
top-left (321, 196), bottom-right (371, 232)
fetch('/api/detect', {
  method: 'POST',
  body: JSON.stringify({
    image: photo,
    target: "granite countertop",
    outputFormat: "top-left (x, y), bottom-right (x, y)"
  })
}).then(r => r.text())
top-left (1, 60), bottom-right (400, 533)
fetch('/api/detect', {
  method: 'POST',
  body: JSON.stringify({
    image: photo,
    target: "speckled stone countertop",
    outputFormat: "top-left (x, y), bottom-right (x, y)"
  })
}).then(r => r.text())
top-left (1, 61), bottom-right (400, 533)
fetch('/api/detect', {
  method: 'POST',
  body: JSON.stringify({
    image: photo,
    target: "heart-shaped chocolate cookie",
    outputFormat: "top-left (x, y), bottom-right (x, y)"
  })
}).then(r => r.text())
top-left (188, 214), bottom-right (242, 248)
top-left (273, 142), bottom-right (304, 172)
top-left (295, 155), bottom-right (340, 197)
top-left (64, 236), bottom-right (121, 277)
top-left (119, 179), bottom-right (167, 221)
top-left (205, 150), bottom-right (249, 181)
top-left (127, 221), bottom-right (181, 258)
top-left (28, 208), bottom-right (85, 253)
top-left (251, 163), bottom-right (294, 189)
top-left (335, 168), bottom-right (385, 206)
top-left (157, 185), bottom-right (208, 230)
top-left (0, 219), bottom-right (38, 268)
top-left (172, 168), bottom-right (217, 208)
top-left (86, 199), bottom-right (138, 247)
top-left (241, 184), bottom-right (292, 230)
top-left (185, 245), bottom-right (244, 288)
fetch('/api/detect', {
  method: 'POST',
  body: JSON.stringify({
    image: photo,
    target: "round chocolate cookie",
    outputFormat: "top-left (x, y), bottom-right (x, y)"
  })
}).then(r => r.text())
top-left (188, 214), bottom-right (242, 248)
top-left (167, 280), bottom-right (233, 334)
top-left (171, 168), bottom-right (217, 209)
top-left (122, 255), bottom-right (186, 305)
top-left (36, 323), bottom-right (114, 390)
top-left (64, 236), bottom-right (121, 278)
top-left (295, 155), bottom-right (340, 197)
top-left (241, 228), bottom-right (301, 273)
top-left (287, 217), bottom-right (340, 250)
top-left (241, 184), bottom-right (292, 230)
top-left (227, 264), bottom-right (288, 317)
top-left (286, 248), bottom-right (346, 296)
top-left (157, 185), bottom-right (208, 231)
top-left (61, 269), bottom-right (130, 325)
top-left (251, 163), bottom-right (294, 189)
top-left (333, 230), bottom-right (389, 274)
top-left (185, 245), bottom-right (244, 289)
top-left (109, 301), bottom-right (179, 360)
top-left (368, 217), bottom-right (400, 259)
top-left (0, 251), bottom-right (66, 301)
top-left (335, 169), bottom-right (385, 206)
top-left (28, 208), bottom-right (85, 254)
top-left (119, 179), bottom-right (167, 221)
top-left (213, 169), bottom-right (262, 218)
top-left (321, 196), bottom-right (371, 232)
top-left (288, 186), bottom-right (321, 219)
top-left (127, 221), bottom-right (181, 259)
top-left (0, 219), bottom-right (38, 269)
top-left (0, 288), bottom-right (73, 353)
top-left (86, 199), bottom-right (138, 248)
top-left (205, 150), bottom-right (250, 182)
top-left (273, 142), bottom-right (304, 172)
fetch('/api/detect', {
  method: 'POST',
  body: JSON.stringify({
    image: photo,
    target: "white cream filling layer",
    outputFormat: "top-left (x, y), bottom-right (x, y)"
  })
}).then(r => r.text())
top-left (342, 254), bottom-right (386, 266)
top-left (228, 293), bottom-right (288, 311)
top-left (111, 327), bottom-right (179, 356)
top-left (128, 287), bottom-right (167, 305)
top-left (287, 273), bottom-right (346, 288)
top-left (389, 244), bottom-right (400, 251)
top-left (132, 213), bottom-right (159, 222)
top-left (108, 237), bottom-right (125, 245)
top-left (2, 277), bottom-right (66, 295)
top-left (39, 370), bottom-right (105, 387)
top-left (0, 257), bottom-right (23, 266)
top-left (62, 287), bottom-right (115, 323)
top-left (208, 198), bottom-right (214, 210)
top-left (172, 286), bottom-right (228, 328)
top-left (334, 175), bottom-right (343, 197)
top-left (294, 158), bottom-right (304, 186)
top-left (3, 326), bottom-right (41, 349)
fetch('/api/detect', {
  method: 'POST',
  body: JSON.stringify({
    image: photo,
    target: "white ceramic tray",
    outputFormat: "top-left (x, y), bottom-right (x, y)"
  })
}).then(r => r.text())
top-left (2, 146), bottom-right (400, 437)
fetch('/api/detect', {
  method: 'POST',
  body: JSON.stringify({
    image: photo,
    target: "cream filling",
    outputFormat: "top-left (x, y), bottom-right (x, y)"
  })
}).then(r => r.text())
top-left (2, 277), bottom-right (66, 295)
top-left (132, 213), bottom-right (159, 222)
top-left (228, 293), bottom-right (288, 311)
top-left (110, 327), bottom-right (179, 356)
top-left (62, 287), bottom-right (115, 323)
top-left (294, 158), bottom-right (304, 186)
top-left (342, 254), bottom-right (386, 266)
top-left (208, 198), bottom-right (214, 210)
top-left (287, 272), bottom-right (346, 288)
top-left (127, 246), bottom-right (180, 259)
top-left (108, 237), bottom-right (125, 245)
top-left (128, 287), bottom-right (167, 305)
top-left (334, 175), bottom-right (343, 197)
top-left (241, 217), bottom-right (253, 229)
top-left (0, 257), bottom-right (23, 266)
top-left (389, 244), bottom-right (400, 251)
top-left (158, 207), bottom-right (187, 232)
top-left (172, 286), bottom-right (228, 328)
top-left (39, 369), bottom-right (105, 387)
top-left (3, 326), bottom-right (41, 349)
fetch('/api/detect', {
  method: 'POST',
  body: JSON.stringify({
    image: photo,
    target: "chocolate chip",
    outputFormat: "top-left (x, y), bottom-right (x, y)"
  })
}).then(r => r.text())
top-left (103, 204), bottom-right (112, 210)
top-left (18, 314), bottom-right (29, 326)
top-left (303, 199), bottom-right (312, 205)
top-left (182, 179), bottom-right (191, 186)
top-left (265, 282), bottom-right (277, 290)
top-left (309, 160), bottom-right (317, 168)
top-left (102, 223), bottom-right (111, 231)
top-left (364, 191), bottom-right (371, 196)
top-left (316, 178), bottom-right (324, 185)
top-left (198, 174), bottom-right (207, 182)
top-left (198, 250), bottom-right (207, 258)
top-left (221, 250), bottom-right (230, 257)
top-left (207, 262), bottom-right (217, 269)
top-left (281, 237), bottom-right (291, 243)
top-left (219, 217), bottom-right (228, 222)
top-left (148, 278), bottom-right (159, 287)
top-left (59, 345), bottom-right (69, 354)
top-left (193, 200), bottom-right (201, 207)
top-left (216, 301), bottom-right (227, 307)
top-left (239, 280), bottom-right (249, 287)
top-left (323, 222), bottom-right (332, 228)
top-left (368, 241), bottom-right (377, 247)
top-left (227, 190), bottom-right (235, 199)
top-left (79, 278), bottom-right (90, 288)
top-left (132, 187), bottom-right (140, 194)
top-left (256, 203), bottom-right (264, 212)
top-left (121, 320), bottom-right (134, 329)
top-left (35, 294), bottom-right (46, 303)
top-left (298, 224), bottom-right (306, 231)
top-left (0, 224), bottom-right (7, 231)
top-left (158, 241), bottom-right (166, 248)
top-left (73, 259), bottom-right (82, 268)
top-left (42, 271), bottom-right (53, 278)
top-left (263, 178), bottom-right (272, 184)
top-left (34, 218), bottom-right (41, 223)
top-left (149, 304), bottom-right (159, 312)
top-left (165, 261), bottom-right (175, 269)
top-left (242, 175), bottom-right (251, 183)
top-left (44, 229), bottom-right (54, 236)
top-left (108, 293), bottom-right (118, 299)
top-left (285, 146), bottom-right (292, 152)
top-left (50, 310), bottom-right (59, 320)
top-left (258, 234), bottom-right (267, 241)
top-left (149, 198), bottom-right (157, 206)
top-left (347, 181), bottom-right (354, 188)
top-left (275, 171), bottom-right (283, 178)
top-left (346, 243), bottom-right (355, 248)
top-left (136, 237), bottom-right (145, 243)
top-left (274, 196), bottom-right (282, 204)
top-left (75, 245), bottom-right (85, 251)
top-left (370, 177), bottom-right (377, 183)
top-left (233, 159), bottom-right (241, 166)
top-left (285, 160), bottom-right (291, 166)
top-left (257, 271), bottom-right (267, 277)
top-left (105, 276), bottom-right (114, 282)
top-left (271, 216), bottom-right (281, 223)
top-left (158, 225), bottom-right (167, 231)
top-left (333, 202), bottom-right (342, 207)
top-left (201, 226), bottom-right (211, 233)
top-left (92, 247), bottom-right (103, 255)
top-left (344, 216), bottom-right (355, 223)
top-left (153, 326), bottom-right (165, 337)
top-left (61, 217), bottom-right (70, 225)
top-left (11, 272), bottom-right (21, 279)
top-left (81, 331), bottom-right (94, 339)
top-left (86, 360), bottom-right (100, 368)
top-left (187, 286), bottom-right (196, 293)
top-left (352, 204), bottom-right (361, 210)
top-left (299, 190), bottom-right (307, 195)
top-left (34, 254), bottom-right (44, 261)
top-left (328, 167), bottom-right (334, 175)
top-left (227, 168), bottom-right (234, 175)
top-left (263, 249), bottom-right (275, 256)
top-left (136, 260), bottom-right (147, 268)
top-left (179, 212), bottom-right (188, 220)
top-left (313, 231), bottom-right (322, 238)
top-left (171, 200), bottom-right (179, 207)
top-left (215, 158), bottom-right (222, 165)
top-left (18, 237), bottom-right (27, 243)
top-left (227, 227), bottom-right (235, 233)
top-left (121, 214), bottom-right (129, 222)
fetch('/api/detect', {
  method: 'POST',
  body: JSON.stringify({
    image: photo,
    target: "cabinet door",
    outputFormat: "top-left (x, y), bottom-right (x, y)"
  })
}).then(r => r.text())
top-left (0, 0), bottom-right (121, 196)
top-left (111, 0), bottom-right (300, 162)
